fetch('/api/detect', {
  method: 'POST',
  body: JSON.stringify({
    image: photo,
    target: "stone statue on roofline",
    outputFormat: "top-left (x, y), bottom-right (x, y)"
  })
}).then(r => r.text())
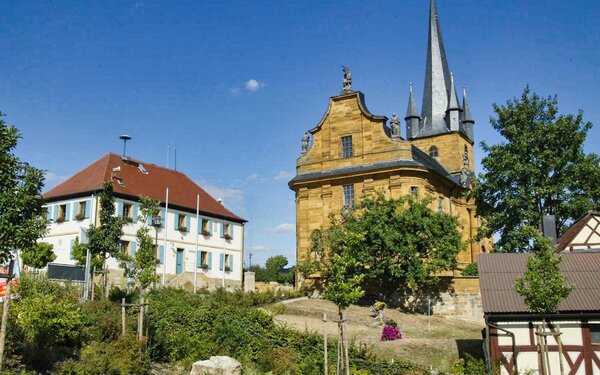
top-left (341, 66), bottom-right (352, 94)
top-left (390, 113), bottom-right (400, 138)
top-left (301, 132), bottom-right (310, 154)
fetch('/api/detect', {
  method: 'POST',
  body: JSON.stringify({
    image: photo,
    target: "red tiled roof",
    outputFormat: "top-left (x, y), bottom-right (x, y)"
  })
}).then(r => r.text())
top-left (556, 211), bottom-right (600, 251)
top-left (479, 252), bottom-right (600, 314)
top-left (43, 153), bottom-right (245, 223)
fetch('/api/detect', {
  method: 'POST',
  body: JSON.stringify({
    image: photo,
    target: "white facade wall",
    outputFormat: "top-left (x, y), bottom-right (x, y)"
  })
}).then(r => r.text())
top-left (495, 320), bottom-right (600, 375)
top-left (43, 196), bottom-right (244, 284)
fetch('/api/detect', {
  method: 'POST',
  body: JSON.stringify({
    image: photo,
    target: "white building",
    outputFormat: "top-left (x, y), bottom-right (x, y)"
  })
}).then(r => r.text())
top-left (42, 153), bottom-right (246, 289)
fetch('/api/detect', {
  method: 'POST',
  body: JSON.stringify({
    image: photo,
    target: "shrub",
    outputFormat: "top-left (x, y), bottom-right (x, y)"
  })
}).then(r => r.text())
top-left (462, 263), bottom-right (479, 277)
top-left (55, 336), bottom-right (150, 375)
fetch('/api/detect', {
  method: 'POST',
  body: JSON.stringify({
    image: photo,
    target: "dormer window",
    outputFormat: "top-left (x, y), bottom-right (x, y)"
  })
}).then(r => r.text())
top-left (429, 145), bottom-right (439, 158)
top-left (341, 136), bottom-right (353, 158)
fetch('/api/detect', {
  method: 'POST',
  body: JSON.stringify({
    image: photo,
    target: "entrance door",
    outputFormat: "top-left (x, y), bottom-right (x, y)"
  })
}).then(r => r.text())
top-left (176, 249), bottom-right (184, 274)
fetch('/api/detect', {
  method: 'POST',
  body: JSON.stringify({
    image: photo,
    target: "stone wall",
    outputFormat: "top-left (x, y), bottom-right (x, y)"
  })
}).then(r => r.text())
top-left (433, 277), bottom-right (483, 322)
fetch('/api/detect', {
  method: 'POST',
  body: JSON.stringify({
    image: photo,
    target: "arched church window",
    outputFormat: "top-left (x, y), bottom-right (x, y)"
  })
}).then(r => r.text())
top-left (429, 145), bottom-right (439, 158)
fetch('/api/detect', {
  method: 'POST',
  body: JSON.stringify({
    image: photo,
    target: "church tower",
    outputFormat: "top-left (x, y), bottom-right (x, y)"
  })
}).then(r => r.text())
top-left (408, 0), bottom-right (475, 176)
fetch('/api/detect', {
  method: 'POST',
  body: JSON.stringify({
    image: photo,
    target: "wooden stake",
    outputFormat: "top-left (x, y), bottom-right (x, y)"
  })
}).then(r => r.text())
top-left (0, 280), bottom-right (13, 371)
top-left (323, 313), bottom-right (328, 375)
top-left (555, 324), bottom-right (565, 375)
top-left (137, 294), bottom-right (144, 340)
top-left (121, 298), bottom-right (126, 336)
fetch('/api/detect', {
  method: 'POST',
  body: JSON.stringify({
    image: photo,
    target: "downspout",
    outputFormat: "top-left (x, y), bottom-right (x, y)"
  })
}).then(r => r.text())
top-left (486, 318), bottom-right (519, 375)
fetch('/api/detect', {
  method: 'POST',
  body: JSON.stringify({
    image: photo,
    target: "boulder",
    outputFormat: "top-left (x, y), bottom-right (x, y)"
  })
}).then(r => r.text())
top-left (190, 356), bottom-right (242, 375)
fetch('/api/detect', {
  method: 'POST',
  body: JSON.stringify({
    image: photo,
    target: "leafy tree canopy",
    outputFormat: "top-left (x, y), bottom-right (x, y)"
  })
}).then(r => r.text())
top-left (123, 196), bottom-right (160, 290)
top-left (0, 112), bottom-right (46, 262)
top-left (86, 182), bottom-right (124, 261)
top-left (21, 242), bottom-right (56, 269)
top-left (300, 192), bottom-right (464, 301)
top-left (473, 86), bottom-right (600, 252)
top-left (514, 228), bottom-right (574, 314)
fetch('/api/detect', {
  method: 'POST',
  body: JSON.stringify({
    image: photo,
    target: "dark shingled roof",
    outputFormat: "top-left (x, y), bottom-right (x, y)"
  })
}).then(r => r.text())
top-left (43, 153), bottom-right (246, 223)
top-left (289, 145), bottom-right (461, 187)
top-left (479, 252), bottom-right (600, 314)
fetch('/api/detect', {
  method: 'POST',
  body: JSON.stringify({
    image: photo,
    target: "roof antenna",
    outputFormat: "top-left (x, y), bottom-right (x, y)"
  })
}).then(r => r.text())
top-left (174, 148), bottom-right (177, 171)
top-left (119, 135), bottom-right (132, 158)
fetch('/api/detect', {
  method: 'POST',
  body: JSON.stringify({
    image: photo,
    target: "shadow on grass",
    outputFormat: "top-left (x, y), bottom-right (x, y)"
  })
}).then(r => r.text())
top-left (456, 339), bottom-right (484, 359)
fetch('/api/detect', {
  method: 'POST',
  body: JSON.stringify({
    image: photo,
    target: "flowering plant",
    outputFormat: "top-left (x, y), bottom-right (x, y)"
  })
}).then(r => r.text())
top-left (373, 301), bottom-right (386, 311)
top-left (381, 323), bottom-right (403, 341)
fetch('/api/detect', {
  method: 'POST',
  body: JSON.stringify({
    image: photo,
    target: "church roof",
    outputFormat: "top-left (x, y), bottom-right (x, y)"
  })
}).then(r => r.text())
top-left (43, 153), bottom-right (245, 223)
top-left (289, 145), bottom-right (460, 187)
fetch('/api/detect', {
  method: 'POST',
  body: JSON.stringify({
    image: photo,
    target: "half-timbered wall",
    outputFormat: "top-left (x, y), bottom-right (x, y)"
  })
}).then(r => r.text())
top-left (490, 319), bottom-right (600, 375)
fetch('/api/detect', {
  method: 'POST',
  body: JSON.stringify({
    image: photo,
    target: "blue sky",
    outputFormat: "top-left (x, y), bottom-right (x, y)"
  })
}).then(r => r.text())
top-left (2, 0), bottom-right (600, 266)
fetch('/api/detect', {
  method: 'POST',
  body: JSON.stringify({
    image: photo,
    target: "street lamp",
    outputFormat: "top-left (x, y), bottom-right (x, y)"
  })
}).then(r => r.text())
top-left (151, 214), bottom-right (161, 288)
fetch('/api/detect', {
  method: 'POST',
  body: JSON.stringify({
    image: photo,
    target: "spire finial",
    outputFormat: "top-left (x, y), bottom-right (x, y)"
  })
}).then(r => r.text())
top-left (462, 86), bottom-right (474, 124)
top-left (421, 0), bottom-right (452, 135)
top-left (447, 72), bottom-right (460, 111)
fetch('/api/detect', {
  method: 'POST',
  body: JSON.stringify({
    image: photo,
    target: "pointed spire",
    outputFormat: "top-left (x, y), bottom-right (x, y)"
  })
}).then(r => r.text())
top-left (405, 82), bottom-right (419, 119)
top-left (461, 86), bottom-right (474, 124)
top-left (421, 0), bottom-right (452, 135)
top-left (447, 73), bottom-right (461, 111)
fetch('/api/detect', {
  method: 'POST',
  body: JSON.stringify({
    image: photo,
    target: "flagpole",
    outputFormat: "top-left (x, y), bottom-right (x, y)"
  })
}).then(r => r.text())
top-left (194, 194), bottom-right (199, 293)
top-left (162, 187), bottom-right (169, 286)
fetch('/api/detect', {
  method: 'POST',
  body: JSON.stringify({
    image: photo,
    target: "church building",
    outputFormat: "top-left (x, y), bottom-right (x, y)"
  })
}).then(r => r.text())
top-left (289, 0), bottom-right (488, 285)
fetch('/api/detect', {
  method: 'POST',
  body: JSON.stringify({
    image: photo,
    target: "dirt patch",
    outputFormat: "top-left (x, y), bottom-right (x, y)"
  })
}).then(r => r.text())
top-left (274, 299), bottom-right (484, 372)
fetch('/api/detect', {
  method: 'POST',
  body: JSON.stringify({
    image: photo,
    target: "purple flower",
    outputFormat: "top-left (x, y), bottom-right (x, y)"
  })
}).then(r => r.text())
top-left (381, 324), bottom-right (403, 341)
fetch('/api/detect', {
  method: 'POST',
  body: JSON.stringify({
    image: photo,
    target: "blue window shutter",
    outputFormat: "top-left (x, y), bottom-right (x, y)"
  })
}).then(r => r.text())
top-left (130, 241), bottom-right (136, 257)
top-left (186, 216), bottom-right (191, 232)
top-left (84, 200), bottom-right (91, 218)
top-left (65, 203), bottom-right (71, 221)
top-left (46, 207), bottom-right (52, 220)
top-left (208, 252), bottom-right (212, 268)
top-left (53, 205), bottom-right (58, 220)
top-left (219, 253), bottom-right (224, 270)
top-left (146, 214), bottom-right (152, 226)
top-left (117, 202), bottom-right (123, 217)
top-left (230, 224), bottom-right (234, 240)
top-left (160, 209), bottom-right (165, 225)
top-left (229, 255), bottom-right (233, 272)
top-left (209, 220), bottom-right (213, 234)
top-left (132, 204), bottom-right (138, 223)
top-left (159, 245), bottom-right (164, 264)
top-left (72, 203), bottom-right (78, 219)
top-left (175, 213), bottom-right (179, 230)
top-left (196, 251), bottom-right (201, 268)
top-left (220, 223), bottom-right (224, 238)
top-left (197, 218), bottom-right (202, 234)
top-left (69, 239), bottom-right (75, 260)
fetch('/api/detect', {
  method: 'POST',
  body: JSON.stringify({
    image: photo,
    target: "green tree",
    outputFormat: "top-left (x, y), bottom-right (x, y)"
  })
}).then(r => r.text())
top-left (514, 229), bottom-right (574, 375)
top-left (300, 192), bottom-right (464, 307)
top-left (72, 237), bottom-right (104, 271)
top-left (0, 112), bottom-right (46, 263)
top-left (123, 196), bottom-right (160, 291)
top-left (86, 182), bottom-right (125, 297)
top-left (21, 242), bottom-right (56, 269)
top-left (473, 86), bottom-right (600, 252)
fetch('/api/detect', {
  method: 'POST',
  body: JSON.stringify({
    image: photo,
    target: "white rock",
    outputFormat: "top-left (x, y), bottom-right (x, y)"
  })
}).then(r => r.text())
top-left (190, 356), bottom-right (242, 375)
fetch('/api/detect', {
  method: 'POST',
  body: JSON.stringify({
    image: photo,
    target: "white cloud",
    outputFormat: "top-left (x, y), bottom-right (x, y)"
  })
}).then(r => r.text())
top-left (266, 223), bottom-right (295, 234)
top-left (245, 79), bottom-right (265, 92)
top-left (229, 88), bottom-right (241, 94)
top-left (274, 170), bottom-right (294, 181)
top-left (246, 173), bottom-right (265, 182)
top-left (201, 182), bottom-right (245, 205)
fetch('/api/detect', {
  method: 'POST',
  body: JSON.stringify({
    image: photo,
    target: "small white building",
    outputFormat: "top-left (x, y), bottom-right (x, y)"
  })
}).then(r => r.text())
top-left (42, 153), bottom-right (247, 289)
top-left (479, 252), bottom-right (600, 375)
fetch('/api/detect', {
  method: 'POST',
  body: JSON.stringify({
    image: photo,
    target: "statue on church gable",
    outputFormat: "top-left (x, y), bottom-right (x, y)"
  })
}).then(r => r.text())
top-left (460, 147), bottom-right (471, 187)
top-left (390, 113), bottom-right (400, 138)
top-left (301, 132), bottom-right (310, 154)
top-left (341, 66), bottom-right (352, 94)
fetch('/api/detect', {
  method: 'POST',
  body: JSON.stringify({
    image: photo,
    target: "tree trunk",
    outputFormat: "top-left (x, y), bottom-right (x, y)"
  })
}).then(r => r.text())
top-left (0, 280), bottom-right (13, 372)
top-left (556, 324), bottom-right (565, 375)
top-left (137, 293), bottom-right (145, 340)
